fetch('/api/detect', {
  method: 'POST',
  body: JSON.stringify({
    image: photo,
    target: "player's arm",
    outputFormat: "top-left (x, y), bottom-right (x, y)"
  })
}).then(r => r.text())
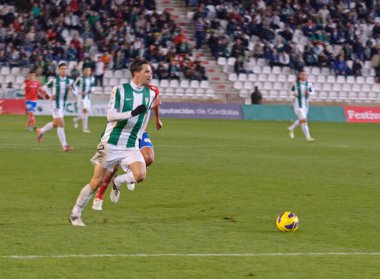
top-left (43, 79), bottom-right (54, 98)
top-left (290, 83), bottom-right (297, 97)
top-left (36, 82), bottom-right (48, 99)
top-left (148, 85), bottom-right (163, 130)
top-left (68, 79), bottom-right (78, 97)
top-left (152, 96), bottom-right (163, 130)
top-left (107, 86), bottom-right (146, 122)
top-left (90, 77), bottom-right (95, 96)
top-left (307, 83), bottom-right (314, 96)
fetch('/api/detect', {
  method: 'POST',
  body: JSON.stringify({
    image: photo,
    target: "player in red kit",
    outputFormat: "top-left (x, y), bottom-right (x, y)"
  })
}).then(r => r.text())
top-left (24, 71), bottom-right (44, 131)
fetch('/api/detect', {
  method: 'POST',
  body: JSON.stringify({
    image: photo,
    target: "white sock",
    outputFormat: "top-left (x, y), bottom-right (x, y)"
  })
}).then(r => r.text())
top-left (83, 113), bottom-right (88, 130)
top-left (73, 116), bottom-right (81, 122)
top-left (114, 170), bottom-right (137, 187)
top-left (301, 123), bottom-right (311, 139)
top-left (288, 120), bottom-right (300, 131)
top-left (57, 127), bottom-right (68, 147)
top-left (71, 184), bottom-right (95, 217)
top-left (40, 122), bottom-right (54, 134)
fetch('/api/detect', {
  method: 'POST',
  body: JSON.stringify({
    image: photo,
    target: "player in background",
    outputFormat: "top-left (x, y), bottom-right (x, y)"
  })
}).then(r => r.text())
top-left (92, 87), bottom-right (162, 211)
top-left (23, 71), bottom-right (45, 131)
top-left (287, 70), bottom-right (315, 142)
top-left (72, 67), bottom-right (95, 133)
top-left (69, 58), bottom-right (158, 226)
top-left (37, 63), bottom-right (77, 151)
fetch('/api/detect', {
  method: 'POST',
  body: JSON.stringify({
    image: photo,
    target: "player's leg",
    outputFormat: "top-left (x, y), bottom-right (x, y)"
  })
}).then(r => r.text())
top-left (92, 165), bottom-right (119, 210)
top-left (25, 101), bottom-right (37, 130)
top-left (140, 132), bottom-right (155, 167)
top-left (288, 108), bottom-right (300, 139)
top-left (110, 151), bottom-right (146, 203)
top-left (70, 165), bottom-right (108, 226)
top-left (82, 107), bottom-right (90, 133)
top-left (55, 117), bottom-right (72, 151)
top-left (298, 109), bottom-right (313, 141)
top-left (37, 108), bottom-right (59, 142)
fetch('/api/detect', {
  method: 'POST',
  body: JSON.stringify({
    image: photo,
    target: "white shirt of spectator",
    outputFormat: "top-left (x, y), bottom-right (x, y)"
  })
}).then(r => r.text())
top-left (95, 61), bottom-right (105, 76)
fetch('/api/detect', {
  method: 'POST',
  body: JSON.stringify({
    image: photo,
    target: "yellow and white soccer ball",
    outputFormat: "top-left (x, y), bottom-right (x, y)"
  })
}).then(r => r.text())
top-left (276, 211), bottom-right (299, 232)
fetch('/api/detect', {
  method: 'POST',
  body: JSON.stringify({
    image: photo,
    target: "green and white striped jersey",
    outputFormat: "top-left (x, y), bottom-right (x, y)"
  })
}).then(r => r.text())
top-left (45, 76), bottom-right (76, 109)
top-left (74, 76), bottom-right (95, 101)
top-left (100, 82), bottom-right (157, 149)
top-left (290, 81), bottom-right (314, 109)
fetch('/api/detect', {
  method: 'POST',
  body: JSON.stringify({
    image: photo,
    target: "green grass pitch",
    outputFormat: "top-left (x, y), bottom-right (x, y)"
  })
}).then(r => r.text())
top-left (0, 114), bottom-right (380, 278)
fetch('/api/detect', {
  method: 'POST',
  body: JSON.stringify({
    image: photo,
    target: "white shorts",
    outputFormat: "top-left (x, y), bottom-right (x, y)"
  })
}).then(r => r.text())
top-left (78, 99), bottom-right (91, 111)
top-left (51, 107), bottom-right (64, 119)
top-left (294, 108), bottom-right (308, 120)
top-left (90, 142), bottom-right (145, 172)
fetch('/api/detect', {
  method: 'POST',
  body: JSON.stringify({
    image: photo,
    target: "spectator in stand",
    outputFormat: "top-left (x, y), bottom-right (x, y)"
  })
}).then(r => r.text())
top-left (194, 17), bottom-right (205, 50)
top-left (252, 41), bottom-right (264, 58)
top-left (155, 61), bottom-right (169, 80)
top-left (352, 58), bottom-right (363, 77)
top-left (251, 86), bottom-right (263, 104)
top-left (208, 31), bottom-right (219, 59)
top-left (371, 48), bottom-right (380, 80)
top-left (193, 61), bottom-right (208, 81)
top-left (70, 65), bottom-right (80, 81)
top-left (279, 51), bottom-right (290, 67)
top-left (95, 56), bottom-right (105, 87)
top-left (168, 59), bottom-right (181, 80)
top-left (333, 55), bottom-right (351, 76)
top-left (231, 38), bottom-right (245, 58)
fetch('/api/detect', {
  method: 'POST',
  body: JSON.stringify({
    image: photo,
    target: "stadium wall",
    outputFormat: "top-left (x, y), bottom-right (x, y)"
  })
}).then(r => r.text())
top-left (2, 99), bottom-right (380, 123)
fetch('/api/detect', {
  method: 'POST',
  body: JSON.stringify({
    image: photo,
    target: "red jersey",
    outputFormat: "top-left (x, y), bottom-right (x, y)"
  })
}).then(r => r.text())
top-left (24, 80), bottom-right (42, 101)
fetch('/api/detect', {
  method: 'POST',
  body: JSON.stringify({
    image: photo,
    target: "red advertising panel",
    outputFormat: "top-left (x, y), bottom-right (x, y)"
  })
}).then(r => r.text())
top-left (344, 106), bottom-right (380, 123)
top-left (0, 100), bottom-right (25, 115)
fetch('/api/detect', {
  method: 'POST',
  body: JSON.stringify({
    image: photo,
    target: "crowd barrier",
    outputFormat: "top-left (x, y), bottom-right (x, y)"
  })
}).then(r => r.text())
top-left (1, 100), bottom-right (379, 123)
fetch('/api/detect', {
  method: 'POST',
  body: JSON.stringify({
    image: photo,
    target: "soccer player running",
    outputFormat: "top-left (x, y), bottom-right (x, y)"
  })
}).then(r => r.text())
top-left (287, 70), bottom-right (315, 142)
top-left (37, 63), bottom-right (77, 151)
top-left (72, 67), bottom-right (95, 133)
top-left (92, 86), bottom-right (162, 211)
top-left (69, 58), bottom-right (159, 226)
top-left (24, 71), bottom-right (45, 131)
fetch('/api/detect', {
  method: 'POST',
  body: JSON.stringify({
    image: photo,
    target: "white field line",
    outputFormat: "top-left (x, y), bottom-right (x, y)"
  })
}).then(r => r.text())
top-left (1, 252), bottom-right (380, 260)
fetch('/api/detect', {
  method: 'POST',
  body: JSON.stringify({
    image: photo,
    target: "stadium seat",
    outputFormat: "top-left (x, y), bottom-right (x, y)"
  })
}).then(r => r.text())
top-left (328, 91), bottom-right (338, 102)
top-left (357, 92), bottom-right (367, 102)
top-left (308, 75), bottom-right (316, 83)
top-left (160, 79), bottom-right (169, 88)
top-left (372, 84), bottom-right (380, 92)
top-left (15, 75), bottom-right (24, 84)
top-left (5, 75), bottom-right (15, 84)
top-left (239, 89), bottom-right (249, 98)
top-left (362, 84), bottom-right (371, 92)
top-left (311, 67), bottom-right (320, 75)
top-left (217, 57), bottom-right (227, 65)
top-left (352, 84), bottom-right (361, 92)
top-left (317, 75), bottom-right (326, 83)
top-left (227, 57), bottom-right (236, 66)
top-left (238, 74), bottom-right (247, 82)
top-left (258, 74), bottom-right (267, 82)
top-left (262, 66), bottom-right (271, 74)
top-left (326, 76), bottom-right (336, 83)
top-left (263, 82), bottom-right (272, 90)
top-left (234, 81), bottom-right (243, 90)
top-left (175, 88), bottom-right (185, 97)
top-left (356, 76), bottom-right (365, 84)
top-left (365, 76), bottom-right (375, 84)
top-left (346, 76), bottom-right (355, 84)
top-left (336, 76), bottom-right (345, 83)
top-left (103, 86), bottom-right (113, 95)
top-left (244, 82), bottom-right (254, 90)
top-left (114, 70), bottom-right (123, 79)
top-left (252, 66), bottom-right (261, 74)
top-left (368, 92), bottom-right (377, 101)
top-left (277, 74), bottom-right (286, 82)
top-left (288, 75), bottom-right (296, 82)
top-left (1, 66), bottom-right (10, 75)
top-left (272, 66), bottom-right (281, 74)
top-left (228, 73), bottom-right (237, 81)
top-left (332, 83), bottom-right (341, 92)
top-left (104, 70), bottom-right (113, 78)
top-left (322, 83), bottom-right (332, 91)
top-left (119, 78), bottom-right (128, 84)
top-left (348, 92), bottom-right (357, 101)
top-left (109, 78), bottom-right (119, 86)
top-left (179, 80), bottom-right (189, 88)
top-left (248, 74), bottom-right (256, 81)
top-left (313, 83), bottom-right (322, 91)
top-left (11, 67), bottom-right (21, 75)
top-left (0, 75), bottom-right (4, 84)
top-left (93, 86), bottom-right (103, 95)
top-left (342, 83), bottom-right (351, 92)
top-left (273, 82), bottom-right (282, 91)
top-left (339, 91), bottom-right (349, 101)
top-left (200, 80), bottom-right (209, 88)
top-left (169, 79), bottom-right (179, 88)
top-left (190, 80), bottom-right (200, 88)
top-left (318, 91), bottom-right (327, 101)
top-left (282, 67), bottom-right (291, 75)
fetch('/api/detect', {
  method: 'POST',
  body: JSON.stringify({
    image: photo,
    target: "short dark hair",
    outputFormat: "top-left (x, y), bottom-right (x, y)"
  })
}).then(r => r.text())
top-left (58, 62), bottom-right (67, 68)
top-left (129, 57), bottom-right (149, 77)
top-left (28, 70), bottom-right (35, 74)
